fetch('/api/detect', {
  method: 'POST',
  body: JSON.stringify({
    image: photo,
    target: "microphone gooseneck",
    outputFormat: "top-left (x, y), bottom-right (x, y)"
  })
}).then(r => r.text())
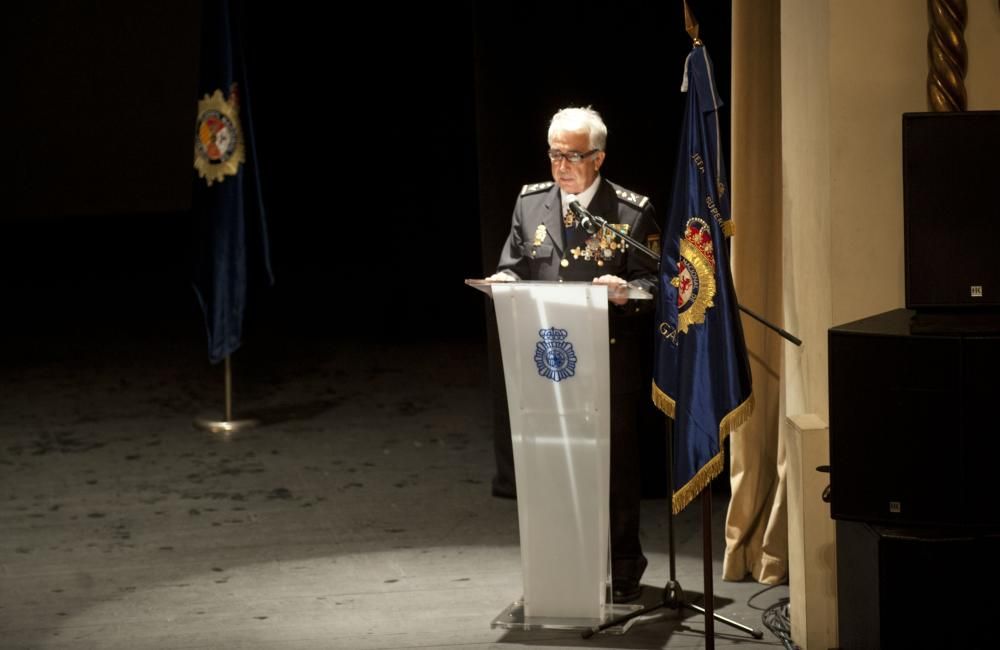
top-left (569, 200), bottom-right (600, 234)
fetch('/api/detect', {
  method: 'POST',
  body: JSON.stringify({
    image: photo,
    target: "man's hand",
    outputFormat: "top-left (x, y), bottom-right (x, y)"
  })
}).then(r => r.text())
top-left (593, 275), bottom-right (628, 305)
top-left (485, 272), bottom-right (516, 282)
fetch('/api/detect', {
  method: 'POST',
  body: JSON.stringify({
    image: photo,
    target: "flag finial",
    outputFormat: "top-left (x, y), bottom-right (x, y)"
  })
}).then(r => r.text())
top-left (683, 0), bottom-right (703, 46)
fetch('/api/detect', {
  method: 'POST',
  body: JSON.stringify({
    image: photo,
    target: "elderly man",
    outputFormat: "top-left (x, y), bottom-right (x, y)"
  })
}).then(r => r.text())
top-left (486, 106), bottom-right (660, 602)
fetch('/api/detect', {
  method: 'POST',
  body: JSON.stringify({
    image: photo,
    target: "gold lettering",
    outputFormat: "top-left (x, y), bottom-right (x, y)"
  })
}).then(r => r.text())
top-left (691, 152), bottom-right (705, 174)
top-left (659, 322), bottom-right (680, 345)
top-left (705, 194), bottom-right (724, 228)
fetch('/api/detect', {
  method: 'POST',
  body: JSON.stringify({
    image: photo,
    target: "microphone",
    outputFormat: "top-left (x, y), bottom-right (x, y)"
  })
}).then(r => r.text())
top-left (568, 200), bottom-right (601, 234)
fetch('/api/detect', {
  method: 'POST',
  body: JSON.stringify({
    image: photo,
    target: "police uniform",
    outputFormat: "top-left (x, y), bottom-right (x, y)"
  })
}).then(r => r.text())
top-left (494, 177), bottom-right (660, 598)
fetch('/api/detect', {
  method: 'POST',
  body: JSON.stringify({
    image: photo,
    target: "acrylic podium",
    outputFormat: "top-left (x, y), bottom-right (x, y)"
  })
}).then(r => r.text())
top-left (467, 279), bottom-right (650, 632)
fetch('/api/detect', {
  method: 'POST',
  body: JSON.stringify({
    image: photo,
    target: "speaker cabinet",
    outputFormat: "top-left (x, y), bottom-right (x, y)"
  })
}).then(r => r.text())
top-left (828, 309), bottom-right (1000, 528)
top-left (903, 111), bottom-right (1000, 309)
top-left (836, 521), bottom-right (998, 649)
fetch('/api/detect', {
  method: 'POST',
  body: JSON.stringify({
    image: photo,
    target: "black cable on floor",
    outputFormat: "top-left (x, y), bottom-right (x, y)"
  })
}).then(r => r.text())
top-left (746, 580), bottom-right (787, 611)
top-left (744, 580), bottom-right (800, 649)
top-left (762, 599), bottom-right (798, 650)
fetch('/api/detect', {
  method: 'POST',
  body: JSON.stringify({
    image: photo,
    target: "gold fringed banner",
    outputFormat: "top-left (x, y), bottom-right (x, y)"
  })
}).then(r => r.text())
top-left (651, 21), bottom-right (754, 517)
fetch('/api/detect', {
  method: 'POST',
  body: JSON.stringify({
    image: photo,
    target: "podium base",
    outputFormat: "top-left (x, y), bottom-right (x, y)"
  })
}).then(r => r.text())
top-left (491, 599), bottom-right (643, 635)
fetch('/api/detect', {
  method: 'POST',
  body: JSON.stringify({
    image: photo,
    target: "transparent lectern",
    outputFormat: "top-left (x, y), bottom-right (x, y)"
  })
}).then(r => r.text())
top-left (467, 279), bottom-right (650, 633)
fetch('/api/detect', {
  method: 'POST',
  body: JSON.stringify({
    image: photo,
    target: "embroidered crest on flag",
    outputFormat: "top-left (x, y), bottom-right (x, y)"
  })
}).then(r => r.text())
top-left (534, 327), bottom-right (577, 382)
top-left (671, 217), bottom-right (717, 334)
top-left (194, 84), bottom-right (246, 186)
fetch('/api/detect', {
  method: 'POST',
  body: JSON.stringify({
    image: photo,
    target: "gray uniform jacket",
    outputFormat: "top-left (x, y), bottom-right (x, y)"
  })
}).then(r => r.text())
top-left (495, 177), bottom-right (661, 394)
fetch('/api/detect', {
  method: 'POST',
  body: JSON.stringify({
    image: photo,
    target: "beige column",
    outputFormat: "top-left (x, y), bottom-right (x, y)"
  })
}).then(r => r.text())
top-left (786, 414), bottom-right (837, 650)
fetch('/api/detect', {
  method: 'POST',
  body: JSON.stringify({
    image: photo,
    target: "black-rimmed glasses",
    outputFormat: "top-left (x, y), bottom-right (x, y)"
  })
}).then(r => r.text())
top-left (547, 149), bottom-right (599, 164)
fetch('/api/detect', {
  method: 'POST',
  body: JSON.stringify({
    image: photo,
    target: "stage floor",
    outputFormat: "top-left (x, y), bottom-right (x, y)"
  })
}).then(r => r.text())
top-left (0, 327), bottom-right (790, 649)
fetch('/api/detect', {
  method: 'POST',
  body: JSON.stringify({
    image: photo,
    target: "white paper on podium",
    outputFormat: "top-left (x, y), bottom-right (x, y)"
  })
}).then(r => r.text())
top-left (491, 282), bottom-right (610, 620)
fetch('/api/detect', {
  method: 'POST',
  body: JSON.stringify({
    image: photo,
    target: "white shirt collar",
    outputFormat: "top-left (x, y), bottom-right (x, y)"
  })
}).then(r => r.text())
top-left (561, 174), bottom-right (602, 214)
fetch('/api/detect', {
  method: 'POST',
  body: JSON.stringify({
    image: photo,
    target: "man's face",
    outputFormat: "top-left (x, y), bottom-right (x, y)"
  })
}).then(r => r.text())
top-left (549, 130), bottom-right (605, 195)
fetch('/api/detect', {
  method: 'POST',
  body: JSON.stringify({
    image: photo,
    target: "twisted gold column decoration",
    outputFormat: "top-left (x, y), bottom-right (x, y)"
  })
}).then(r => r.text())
top-left (927, 0), bottom-right (968, 111)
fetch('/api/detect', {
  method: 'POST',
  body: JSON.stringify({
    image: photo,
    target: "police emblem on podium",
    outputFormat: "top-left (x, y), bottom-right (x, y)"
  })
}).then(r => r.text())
top-left (534, 328), bottom-right (577, 382)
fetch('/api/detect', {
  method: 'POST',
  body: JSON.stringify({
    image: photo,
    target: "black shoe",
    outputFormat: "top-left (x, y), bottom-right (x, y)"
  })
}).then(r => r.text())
top-left (490, 478), bottom-right (516, 499)
top-left (611, 554), bottom-right (648, 602)
top-left (612, 578), bottom-right (642, 603)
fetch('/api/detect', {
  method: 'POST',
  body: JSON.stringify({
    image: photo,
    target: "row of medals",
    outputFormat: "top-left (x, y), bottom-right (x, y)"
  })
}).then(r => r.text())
top-left (531, 211), bottom-right (630, 268)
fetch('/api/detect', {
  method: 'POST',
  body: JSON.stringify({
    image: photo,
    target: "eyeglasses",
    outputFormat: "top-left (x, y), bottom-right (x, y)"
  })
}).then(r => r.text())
top-left (547, 149), bottom-right (600, 164)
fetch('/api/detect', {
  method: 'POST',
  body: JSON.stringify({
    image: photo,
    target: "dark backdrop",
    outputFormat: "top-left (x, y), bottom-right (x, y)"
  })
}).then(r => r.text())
top-left (0, 0), bottom-right (730, 345)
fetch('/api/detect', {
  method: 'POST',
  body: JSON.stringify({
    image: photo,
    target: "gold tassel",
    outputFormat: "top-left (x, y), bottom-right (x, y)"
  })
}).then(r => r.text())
top-left (720, 392), bottom-right (755, 435)
top-left (652, 381), bottom-right (676, 418)
top-left (672, 451), bottom-right (725, 514)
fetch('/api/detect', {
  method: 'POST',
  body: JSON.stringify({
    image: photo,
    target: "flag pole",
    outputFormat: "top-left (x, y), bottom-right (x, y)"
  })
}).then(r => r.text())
top-left (194, 355), bottom-right (259, 435)
top-left (225, 355), bottom-right (233, 421)
top-left (683, 0), bottom-right (703, 46)
top-left (678, 3), bottom-right (765, 642)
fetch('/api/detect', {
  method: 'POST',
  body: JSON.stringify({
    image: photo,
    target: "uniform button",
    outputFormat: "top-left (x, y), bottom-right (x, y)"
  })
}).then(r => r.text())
top-left (531, 250), bottom-right (536, 257)
top-left (610, 338), bottom-right (616, 345)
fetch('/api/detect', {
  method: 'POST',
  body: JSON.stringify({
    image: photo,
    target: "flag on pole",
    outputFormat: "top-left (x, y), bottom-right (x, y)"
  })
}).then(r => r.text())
top-left (192, 0), bottom-right (273, 364)
top-left (652, 43), bottom-right (753, 514)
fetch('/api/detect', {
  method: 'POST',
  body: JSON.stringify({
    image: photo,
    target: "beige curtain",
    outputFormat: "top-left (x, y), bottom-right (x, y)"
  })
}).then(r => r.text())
top-left (723, 0), bottom-right (788, 585)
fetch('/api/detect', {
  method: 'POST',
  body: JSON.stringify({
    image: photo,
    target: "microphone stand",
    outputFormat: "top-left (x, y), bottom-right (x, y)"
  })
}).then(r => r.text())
top-left (577, 211), bottom-right (801, 346)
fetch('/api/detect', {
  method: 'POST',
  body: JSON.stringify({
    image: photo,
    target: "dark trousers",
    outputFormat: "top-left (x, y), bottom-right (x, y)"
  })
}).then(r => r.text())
top-left (610, 389), bottom-right (644, 576)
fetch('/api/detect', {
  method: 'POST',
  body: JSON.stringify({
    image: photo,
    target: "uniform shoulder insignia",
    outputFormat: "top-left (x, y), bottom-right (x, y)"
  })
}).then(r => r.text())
top-left (520, 181), bottom-right (555, 196)
top-left (614, 187), bottom-right (650, 209)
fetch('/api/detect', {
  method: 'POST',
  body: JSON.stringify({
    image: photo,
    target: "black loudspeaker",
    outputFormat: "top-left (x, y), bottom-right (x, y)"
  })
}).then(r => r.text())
top-left (828, 309), bottom-right (1000, 528)
top-left (836, 520), bottom-right (999, 649)
top-left (903, 111), bottom-right (1000, 309)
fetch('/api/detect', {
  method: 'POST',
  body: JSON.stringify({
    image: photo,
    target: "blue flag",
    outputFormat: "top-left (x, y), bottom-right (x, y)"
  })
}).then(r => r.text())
top-left (192, 0), bottom-right (273, 364)
top-left (653, 45), bottom-right (753, 514)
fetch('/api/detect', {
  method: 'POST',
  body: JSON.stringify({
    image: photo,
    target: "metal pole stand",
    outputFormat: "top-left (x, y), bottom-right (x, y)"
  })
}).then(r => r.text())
top-left (193, 355), bottom-right (259, 436)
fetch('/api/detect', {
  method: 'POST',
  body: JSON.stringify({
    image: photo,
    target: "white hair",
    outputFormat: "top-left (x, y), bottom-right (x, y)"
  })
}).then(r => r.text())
top-left (547, 106), bottom-right (608, 150)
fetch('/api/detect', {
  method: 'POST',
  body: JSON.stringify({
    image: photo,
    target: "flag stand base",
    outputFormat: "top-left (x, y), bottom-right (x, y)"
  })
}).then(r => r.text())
top-left (193, 416), bottom-right (259, 436)
top-left (195, 355), bottom-right (257, 436)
